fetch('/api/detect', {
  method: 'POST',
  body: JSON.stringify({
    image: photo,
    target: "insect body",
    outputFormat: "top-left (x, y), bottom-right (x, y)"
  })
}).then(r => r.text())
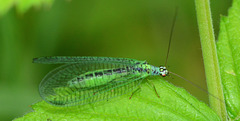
top-left (33, 56), bottom-right (168, 107)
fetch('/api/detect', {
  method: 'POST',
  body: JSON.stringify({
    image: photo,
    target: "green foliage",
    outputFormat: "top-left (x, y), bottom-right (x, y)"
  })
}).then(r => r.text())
top-left (15, 77), bottom-right (220, 121)
top-left (217, 0), bottom-right (240, 120)
top-left (3, 0), bottom-right (238, 120)
top-left (0, 0), bottom-right (53, 16)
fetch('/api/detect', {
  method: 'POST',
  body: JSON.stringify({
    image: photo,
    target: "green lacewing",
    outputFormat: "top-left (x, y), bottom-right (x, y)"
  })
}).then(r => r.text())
top-left (33, 8), bottom-right (222, 107)
top-left (33, 56), bottom-right (169, 106)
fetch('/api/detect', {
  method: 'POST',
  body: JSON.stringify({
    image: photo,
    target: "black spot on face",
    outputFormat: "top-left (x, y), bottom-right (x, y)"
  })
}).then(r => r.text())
top-left (136, 62), bottom-right (140, 64)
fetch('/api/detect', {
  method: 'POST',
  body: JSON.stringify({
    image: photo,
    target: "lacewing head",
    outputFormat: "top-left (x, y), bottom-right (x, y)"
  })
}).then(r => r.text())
top-left (159, 66), bottom-right (168, 77)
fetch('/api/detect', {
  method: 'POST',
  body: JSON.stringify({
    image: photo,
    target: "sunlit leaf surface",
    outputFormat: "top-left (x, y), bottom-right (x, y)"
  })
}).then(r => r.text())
top-left (15, 77), bottom-right (220, 121)
top-left (217, 0), bottom-right (240, 120)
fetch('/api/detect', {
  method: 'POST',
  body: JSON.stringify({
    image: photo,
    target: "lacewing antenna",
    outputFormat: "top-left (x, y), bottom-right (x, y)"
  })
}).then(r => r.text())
top-left (164, 8), bottom-right (225, 105)
top-left (165, 7), bottom-right (178, 67)
top-left (169, 71), bottom-right (225, 103)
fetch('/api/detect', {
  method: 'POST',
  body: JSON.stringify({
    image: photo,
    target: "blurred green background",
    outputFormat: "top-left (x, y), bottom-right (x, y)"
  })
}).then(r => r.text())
top-left (0, 0), bottom-right (231, 120)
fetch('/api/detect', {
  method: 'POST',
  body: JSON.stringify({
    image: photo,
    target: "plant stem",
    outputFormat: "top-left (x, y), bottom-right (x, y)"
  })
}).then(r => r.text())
top-left (194, 0), bottom-right (227, 120)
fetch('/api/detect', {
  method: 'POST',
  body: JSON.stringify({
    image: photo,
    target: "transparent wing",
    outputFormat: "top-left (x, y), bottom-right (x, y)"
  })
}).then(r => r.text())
top-left (39, 60), bottom-right (146, 106)
top-left (39, 61), bottom-right (135, 99)
top-left (46, 74), bottom-right (148, 106)
top-left (33, 56), bottom-right (145, 64)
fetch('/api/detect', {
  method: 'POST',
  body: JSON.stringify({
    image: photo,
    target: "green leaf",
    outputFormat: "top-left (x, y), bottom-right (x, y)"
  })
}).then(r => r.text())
top-left (217, 0), bottom-right (240, 120)
top-left (0, 0), bottom-right (54, 16)
top-left (15, 77), bottom-right (220, 121)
